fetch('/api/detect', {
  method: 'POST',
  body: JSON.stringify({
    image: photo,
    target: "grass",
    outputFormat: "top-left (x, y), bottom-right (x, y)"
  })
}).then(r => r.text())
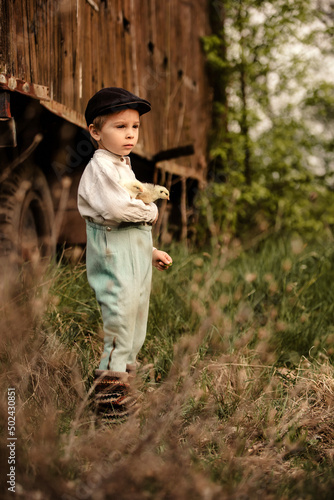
top-left (1, 234), bottom-right (334, 499)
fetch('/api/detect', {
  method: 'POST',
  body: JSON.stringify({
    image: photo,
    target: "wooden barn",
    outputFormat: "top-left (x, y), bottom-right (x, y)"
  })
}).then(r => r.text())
top-left (0, 0), bottom-right (211, 258)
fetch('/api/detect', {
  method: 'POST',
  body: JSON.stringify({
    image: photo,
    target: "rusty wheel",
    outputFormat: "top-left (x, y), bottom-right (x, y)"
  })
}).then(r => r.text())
top-left (0, 162), bottom-right (55, 262)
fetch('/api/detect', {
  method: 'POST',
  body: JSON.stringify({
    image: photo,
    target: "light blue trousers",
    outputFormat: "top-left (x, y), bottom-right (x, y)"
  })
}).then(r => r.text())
top-left (85, 221), bottom-right (153, 372)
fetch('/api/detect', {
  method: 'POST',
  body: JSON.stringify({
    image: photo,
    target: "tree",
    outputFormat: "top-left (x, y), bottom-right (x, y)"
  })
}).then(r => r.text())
top-left (197, 0), bottom-right (334, 242)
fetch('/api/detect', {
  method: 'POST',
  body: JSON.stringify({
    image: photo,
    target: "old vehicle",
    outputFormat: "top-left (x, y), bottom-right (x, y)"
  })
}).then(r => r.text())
top-left (0, 0), bottom-right (211, 261)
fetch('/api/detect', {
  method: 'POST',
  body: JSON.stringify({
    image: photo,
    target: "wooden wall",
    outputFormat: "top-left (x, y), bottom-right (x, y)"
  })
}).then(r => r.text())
top-left (0, 0), bottom-right (211, 181)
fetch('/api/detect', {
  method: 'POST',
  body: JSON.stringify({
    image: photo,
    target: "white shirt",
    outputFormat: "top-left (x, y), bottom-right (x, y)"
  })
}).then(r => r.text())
top-left (77, 149), bottom-right (158, 225)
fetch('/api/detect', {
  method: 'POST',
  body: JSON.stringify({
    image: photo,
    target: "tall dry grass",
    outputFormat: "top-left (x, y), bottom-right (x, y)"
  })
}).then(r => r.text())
top-left (1, 236), bottom-right (334, 499)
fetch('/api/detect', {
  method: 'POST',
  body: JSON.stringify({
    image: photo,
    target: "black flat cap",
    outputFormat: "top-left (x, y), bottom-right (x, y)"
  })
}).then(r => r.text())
top-left (85, 87), bottom-right (151, 125)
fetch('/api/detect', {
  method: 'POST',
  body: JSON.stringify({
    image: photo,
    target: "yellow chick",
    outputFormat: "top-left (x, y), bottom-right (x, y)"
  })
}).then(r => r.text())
top-left (119, 179), bottom-right (144, 198)
top-left (137, 184), bottom-right (170, 203)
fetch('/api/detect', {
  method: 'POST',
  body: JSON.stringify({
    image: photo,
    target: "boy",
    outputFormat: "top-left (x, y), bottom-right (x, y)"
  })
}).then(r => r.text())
top-left (78, 87), bottom-right (172, 418)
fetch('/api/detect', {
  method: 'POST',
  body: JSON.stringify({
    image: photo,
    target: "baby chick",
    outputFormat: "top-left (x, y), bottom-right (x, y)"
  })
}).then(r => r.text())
top-left (137, 184), bottom-right (170, 203)
top-left (119, 179), bottom-right (144, 198)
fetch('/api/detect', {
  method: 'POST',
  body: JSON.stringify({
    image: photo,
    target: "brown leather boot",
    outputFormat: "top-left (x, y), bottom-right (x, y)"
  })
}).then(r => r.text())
top-left (94, 370), bottom-right (131, 420)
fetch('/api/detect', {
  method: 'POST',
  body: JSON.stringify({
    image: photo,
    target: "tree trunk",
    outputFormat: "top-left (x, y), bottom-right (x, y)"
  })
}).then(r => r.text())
top-left (240, 61), bottom-right (251, 185)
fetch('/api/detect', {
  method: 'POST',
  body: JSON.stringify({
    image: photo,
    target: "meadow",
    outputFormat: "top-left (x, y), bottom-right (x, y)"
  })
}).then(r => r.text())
top-left (1, 233), bottom-right (334, 499)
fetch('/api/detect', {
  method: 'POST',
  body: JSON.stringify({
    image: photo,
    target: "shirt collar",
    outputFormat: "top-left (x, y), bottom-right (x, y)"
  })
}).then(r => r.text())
top-left (94, 148), bottom-right (130, 165)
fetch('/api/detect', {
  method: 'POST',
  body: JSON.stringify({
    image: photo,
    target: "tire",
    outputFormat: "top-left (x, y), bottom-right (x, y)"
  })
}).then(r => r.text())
top-left (0, 162), bottom-right (55, 262)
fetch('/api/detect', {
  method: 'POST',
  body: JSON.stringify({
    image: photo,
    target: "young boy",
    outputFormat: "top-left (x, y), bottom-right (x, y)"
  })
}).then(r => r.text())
top-left (78, 87), bottom-right (172, 418)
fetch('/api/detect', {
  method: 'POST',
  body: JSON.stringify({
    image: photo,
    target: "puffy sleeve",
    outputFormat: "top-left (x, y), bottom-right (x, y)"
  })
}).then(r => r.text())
top-left (78, 156), bottom-right (158, 224)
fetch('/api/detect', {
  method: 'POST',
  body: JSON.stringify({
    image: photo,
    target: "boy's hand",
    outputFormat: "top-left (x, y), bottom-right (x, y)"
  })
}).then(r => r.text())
top-left (152, 249), bottom-right (173, 271)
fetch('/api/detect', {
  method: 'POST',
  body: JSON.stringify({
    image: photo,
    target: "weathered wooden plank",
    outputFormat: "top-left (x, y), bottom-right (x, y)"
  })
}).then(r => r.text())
top-left (156, 160), bottom-right (206, 185)
top-left (0, 0), bottom-right (211, 180)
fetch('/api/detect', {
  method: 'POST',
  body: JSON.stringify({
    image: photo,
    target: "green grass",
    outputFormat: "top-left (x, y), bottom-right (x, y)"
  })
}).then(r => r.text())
top-left (1, 235), bottom-right (334, 499)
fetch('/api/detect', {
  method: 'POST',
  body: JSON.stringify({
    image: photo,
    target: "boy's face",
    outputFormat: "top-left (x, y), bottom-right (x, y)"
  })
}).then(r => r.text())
top-left (89, 108), bottom-right (140, 156)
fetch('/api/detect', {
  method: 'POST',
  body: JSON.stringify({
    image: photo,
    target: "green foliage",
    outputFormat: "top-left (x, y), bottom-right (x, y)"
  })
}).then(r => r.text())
top-left (198, 0), bottom-right (334, 242)
top-left (226, 236), bottom-right (334, 363)
top-left (148, 237), bottom-right (334, 367)
top-left (146, 237), bottom-right (334, 366)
